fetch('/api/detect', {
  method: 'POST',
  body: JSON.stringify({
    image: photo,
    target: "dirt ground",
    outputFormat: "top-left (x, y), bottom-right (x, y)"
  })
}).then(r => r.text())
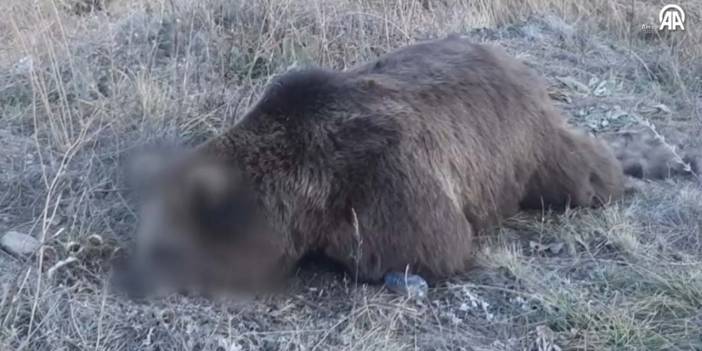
top-left (0, 1), bottom-right (701, 350)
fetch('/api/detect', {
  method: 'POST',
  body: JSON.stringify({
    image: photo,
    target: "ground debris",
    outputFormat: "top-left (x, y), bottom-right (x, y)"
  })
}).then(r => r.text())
top-left (0, 231), bottom-right (40, 256)
top-left (530, 325), bottom-right (563, 351)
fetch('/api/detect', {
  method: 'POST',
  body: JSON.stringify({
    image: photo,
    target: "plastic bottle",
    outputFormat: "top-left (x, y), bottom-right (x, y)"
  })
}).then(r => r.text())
top-left (383, 272), bottom-right (429, 299)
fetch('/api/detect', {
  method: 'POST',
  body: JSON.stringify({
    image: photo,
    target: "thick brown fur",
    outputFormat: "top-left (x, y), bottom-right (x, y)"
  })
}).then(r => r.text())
top-left (129, 36), bottom-right (626, 293)
top-left (600, 124), bottom-right (700, 179)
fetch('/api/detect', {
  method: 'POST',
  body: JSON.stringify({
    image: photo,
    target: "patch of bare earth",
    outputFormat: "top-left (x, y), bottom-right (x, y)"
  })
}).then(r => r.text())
top-left (0, 0), bottom-right (700, 350)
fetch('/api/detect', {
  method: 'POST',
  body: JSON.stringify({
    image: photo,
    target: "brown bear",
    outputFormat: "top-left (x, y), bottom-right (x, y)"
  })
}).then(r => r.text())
top-left (120, 35), bottom-right (627, 296)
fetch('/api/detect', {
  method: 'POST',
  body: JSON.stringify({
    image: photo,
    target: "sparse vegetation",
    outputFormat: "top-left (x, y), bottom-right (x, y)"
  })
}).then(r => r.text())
top-left (0, 0), bottom-right (700, 350)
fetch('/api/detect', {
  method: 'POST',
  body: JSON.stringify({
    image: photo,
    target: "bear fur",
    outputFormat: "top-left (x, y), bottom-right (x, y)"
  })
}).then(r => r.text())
top-left (600, 124), bottom-right (700, 179)
top-left (128, 36), bottom-right (626, 293)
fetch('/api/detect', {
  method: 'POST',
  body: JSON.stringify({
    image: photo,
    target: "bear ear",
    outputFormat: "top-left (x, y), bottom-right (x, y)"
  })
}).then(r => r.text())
top-left (330, 115), bottom-right (401, 171)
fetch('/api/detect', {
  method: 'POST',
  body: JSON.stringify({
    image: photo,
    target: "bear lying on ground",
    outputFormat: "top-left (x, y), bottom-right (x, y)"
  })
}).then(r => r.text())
top-left (121, 36), bottom-right (628, 296)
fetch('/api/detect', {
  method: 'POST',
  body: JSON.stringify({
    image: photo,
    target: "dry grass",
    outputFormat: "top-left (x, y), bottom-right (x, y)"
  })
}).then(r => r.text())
top-left (0, 0), bottom-right (701, 350)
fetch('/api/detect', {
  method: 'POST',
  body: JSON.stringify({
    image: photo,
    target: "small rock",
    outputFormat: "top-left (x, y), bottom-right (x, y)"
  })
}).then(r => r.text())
top-left (1, 231), bottom-right (40, 256)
